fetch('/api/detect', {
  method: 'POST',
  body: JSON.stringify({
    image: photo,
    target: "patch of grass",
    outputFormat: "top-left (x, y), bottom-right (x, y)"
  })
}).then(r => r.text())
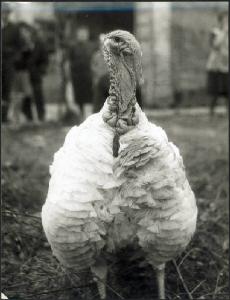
top-left (2, 114), bottom-right (229, 299)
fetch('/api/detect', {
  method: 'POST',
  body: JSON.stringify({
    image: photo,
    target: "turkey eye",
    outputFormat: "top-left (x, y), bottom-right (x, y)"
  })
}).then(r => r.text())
top-left (114, 37), bottom-right (121, 43)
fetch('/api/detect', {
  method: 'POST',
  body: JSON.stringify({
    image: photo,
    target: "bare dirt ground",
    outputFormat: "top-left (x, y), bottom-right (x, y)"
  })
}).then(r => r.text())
top-left (2, 113), bottom-right (229, 300)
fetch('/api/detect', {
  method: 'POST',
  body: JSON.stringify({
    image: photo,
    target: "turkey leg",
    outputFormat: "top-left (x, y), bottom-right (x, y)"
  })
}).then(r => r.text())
top-left (91, 258), bottom-right (108, 299)
top-left (156, 263), bottom-right (166, 300)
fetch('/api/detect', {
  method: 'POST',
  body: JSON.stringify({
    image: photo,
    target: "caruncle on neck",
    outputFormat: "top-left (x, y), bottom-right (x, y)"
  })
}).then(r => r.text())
top-left (102, 30), bottom-right (143, 157)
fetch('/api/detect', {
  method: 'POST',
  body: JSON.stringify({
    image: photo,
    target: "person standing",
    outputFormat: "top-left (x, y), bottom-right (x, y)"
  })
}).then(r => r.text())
top-left (206, 11), bottom-right (229, 117)
top-left (68, 26), bottom-right (94, 119)
top-left (22, 23), bottom-right (49, 122)
top-left (2, 3), bottom-right (25, 123)
top-left (91, 34), bottom-right (109, 113)
top-left (10, 22), bottom-right (34, 126)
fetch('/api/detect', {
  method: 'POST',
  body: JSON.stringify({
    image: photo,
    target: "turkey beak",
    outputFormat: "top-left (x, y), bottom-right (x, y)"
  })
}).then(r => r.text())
top-left (103, 36), bottom-right (110, 50)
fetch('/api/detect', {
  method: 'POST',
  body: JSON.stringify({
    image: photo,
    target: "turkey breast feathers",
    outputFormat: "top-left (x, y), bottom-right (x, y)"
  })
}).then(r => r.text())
top-left (42, 103), bottom-right (197, 269)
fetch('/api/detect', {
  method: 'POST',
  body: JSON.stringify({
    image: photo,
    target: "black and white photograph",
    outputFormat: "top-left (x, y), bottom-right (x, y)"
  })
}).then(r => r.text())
top-left (1, 2), bottom-right (229, 300)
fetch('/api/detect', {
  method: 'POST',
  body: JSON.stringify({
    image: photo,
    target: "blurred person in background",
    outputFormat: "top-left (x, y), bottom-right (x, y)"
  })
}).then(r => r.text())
top-left (2, 2), bottom-right (25, 123)
top-left (9, 22), bottom-right (34, 126)
top-left (22, 22), bottom-right (49, 123)
top-left (206, 10), bottom-right (229, 118)
top-left (68, 25), bottom-right (94, 119)
top-left (91, 33), bottom-right (109, 113)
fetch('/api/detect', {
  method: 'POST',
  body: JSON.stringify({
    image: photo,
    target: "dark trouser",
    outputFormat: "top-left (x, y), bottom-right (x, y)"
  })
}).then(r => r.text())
top-left (207, 71), bottom-right (229, 116)
top-left (21, 96), bottom-right (33, 121)
top-left (22, 75), bottom-right (45, 121)
top-left (71, 72), bottom-right (93, 116)
top-left (2, 62), bottom-right (14, 122)
top-left (93, 74), bottom-right (110, 113)
top-left (171, 90), bottom-right (183, 109)
top-left (31, 76), bottom-right (45, 121)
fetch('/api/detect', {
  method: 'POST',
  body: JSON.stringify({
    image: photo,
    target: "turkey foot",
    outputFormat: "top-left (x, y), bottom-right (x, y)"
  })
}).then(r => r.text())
top-left (91, 258), bottom-right (108, 299)
top-left (155, 264), bottom-right (166, 300)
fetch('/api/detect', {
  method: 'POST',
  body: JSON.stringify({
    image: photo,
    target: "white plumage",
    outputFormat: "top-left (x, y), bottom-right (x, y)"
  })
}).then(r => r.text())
top-left (42, 30), bottom-right (197, 299)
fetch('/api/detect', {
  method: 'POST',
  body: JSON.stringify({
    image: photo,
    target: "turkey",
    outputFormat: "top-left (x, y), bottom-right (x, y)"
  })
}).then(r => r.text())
top-left (42, 30), bottom-right (197, 299)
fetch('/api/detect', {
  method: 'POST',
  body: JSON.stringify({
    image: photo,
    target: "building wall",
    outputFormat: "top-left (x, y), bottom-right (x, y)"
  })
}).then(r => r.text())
top-left (135, 4), bottom-right (155, 107)
top-left (135, 2), bottom-right (172, 108)
top-left (12, 2), bottom-right (54, 24)
top-left (169, 2), bottom-right (228, 107)
top-left (135, 2), bottom-right (228, 108)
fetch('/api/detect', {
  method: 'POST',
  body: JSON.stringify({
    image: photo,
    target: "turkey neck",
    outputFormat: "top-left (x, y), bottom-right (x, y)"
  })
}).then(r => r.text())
top-left (102, 53), bottom-right (139, 157)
